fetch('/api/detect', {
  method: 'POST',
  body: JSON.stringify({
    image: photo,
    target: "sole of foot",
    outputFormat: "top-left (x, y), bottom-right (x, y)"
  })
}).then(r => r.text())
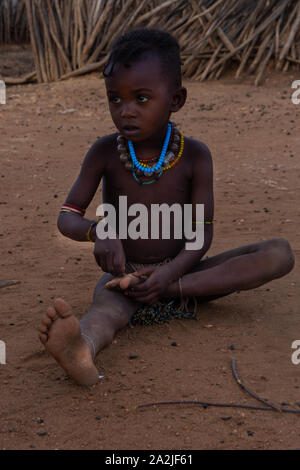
top-left (38, 298), bottom-right (100, 386)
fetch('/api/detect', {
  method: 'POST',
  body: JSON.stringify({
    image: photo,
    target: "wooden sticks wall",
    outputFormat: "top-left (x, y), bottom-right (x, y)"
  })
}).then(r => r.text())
top-left (0, 0), bottom-right (29, 43)
top-left (2, 0), bottom-right (300, 85)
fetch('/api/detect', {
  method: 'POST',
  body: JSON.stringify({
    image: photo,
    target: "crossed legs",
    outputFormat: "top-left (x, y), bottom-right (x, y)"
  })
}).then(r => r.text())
top-left (38, 237), bottom-right (294, 385)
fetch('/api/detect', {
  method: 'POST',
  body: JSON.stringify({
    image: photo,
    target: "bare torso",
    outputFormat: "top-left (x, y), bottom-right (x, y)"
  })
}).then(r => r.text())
top-left (102, 133), bottom-right (204, 263)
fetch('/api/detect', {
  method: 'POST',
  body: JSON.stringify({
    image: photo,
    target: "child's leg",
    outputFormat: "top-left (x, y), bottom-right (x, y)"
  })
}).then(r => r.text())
top-left (105, 238), bottom-right (294, 301)
top-left (166, 237), bottom-right (294, 301)
top-left (38, 273), bottom-right (141, 386)
top-left (80, 273), bottom-right (141, 353)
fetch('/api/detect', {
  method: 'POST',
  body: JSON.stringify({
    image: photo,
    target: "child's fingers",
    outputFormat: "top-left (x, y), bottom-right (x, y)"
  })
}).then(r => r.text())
top-left (130, 269), bottom-right (155, 287)
top-left (93, 251), bottom-right (102, 269)
top-left (95, 254), bottom-right (106, 272)
top-left (100, 256), bottom-right (108, 273)
top-left (113, 251), bottom-right (126, 275)
top-left (134, 267), bottom-right (155, 278)
top-left (129, 283), bottom-right (157, 298)
top-left (99, 251), bottom-right (110, 273)
top-left (131, 276), bottom-right (155, 292)
top-left (106, 251), bottom-right (115, 274)
top-left (131, 292), bottom-right (158, 304)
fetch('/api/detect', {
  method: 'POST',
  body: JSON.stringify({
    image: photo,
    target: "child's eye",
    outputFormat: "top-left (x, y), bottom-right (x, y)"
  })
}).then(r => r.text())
top-left (109, 96), bottom-right (121, 104)
top-left (137, 95), bottom-right (149, 103)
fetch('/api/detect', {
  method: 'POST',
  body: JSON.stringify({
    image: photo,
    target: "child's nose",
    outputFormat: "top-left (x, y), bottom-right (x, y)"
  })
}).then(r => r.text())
top-left (120, 103), bottom-right (136, 118)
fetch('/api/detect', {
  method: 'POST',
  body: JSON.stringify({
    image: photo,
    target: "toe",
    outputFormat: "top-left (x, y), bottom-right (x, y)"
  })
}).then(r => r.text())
top-left (39, 333), bottom-right (48, 344)
top-left (38, 324), bottom-right (48, 334)
top-left (54, 298), bottom-right (72, 318)
top-left (42, 316), bottom-right (53, 327)
top-left (46, 306), bottom-right (57, 320)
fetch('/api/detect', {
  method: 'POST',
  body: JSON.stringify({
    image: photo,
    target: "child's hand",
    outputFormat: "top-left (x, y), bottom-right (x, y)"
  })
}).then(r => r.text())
top-left (94, 238), bottom-right (126, 276)
top-left (127, 265), bottom-right (172, 305)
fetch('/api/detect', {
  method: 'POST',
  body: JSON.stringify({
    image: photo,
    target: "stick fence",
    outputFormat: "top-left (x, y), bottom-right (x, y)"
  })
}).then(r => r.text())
top-left (2, 0), bottom-right (300, 85)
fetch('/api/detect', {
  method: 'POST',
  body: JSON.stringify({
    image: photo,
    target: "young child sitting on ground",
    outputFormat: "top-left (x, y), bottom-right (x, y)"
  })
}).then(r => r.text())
top-left (38, 29), bottom-right (294, 386)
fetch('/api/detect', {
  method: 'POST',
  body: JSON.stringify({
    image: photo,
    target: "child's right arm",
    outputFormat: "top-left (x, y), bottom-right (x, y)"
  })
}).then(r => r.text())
top-left (57, 137), bottom-right (126, 276)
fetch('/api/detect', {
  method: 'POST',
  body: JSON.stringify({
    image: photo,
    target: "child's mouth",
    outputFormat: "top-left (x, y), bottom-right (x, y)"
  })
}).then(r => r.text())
top-left (122, 125), bottom-right (140, 135)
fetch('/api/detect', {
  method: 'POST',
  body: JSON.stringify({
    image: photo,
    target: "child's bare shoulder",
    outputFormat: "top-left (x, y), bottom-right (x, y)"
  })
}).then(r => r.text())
top-left (78, 133), bottom-right (119, 182)
top-left (84, 133), bottom-right (118, 165)
top-left (185, 136), bottom-right (212, 158)
top-left (184, 136), bottom-right (213, 174)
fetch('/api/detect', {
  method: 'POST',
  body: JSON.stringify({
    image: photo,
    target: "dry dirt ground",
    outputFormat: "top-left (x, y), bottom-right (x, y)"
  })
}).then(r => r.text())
top-left (0, 54), bottom-right (300, 450)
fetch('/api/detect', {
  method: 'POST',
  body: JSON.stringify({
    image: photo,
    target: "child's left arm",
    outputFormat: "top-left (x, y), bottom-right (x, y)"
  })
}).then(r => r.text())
top-left (129, 141), bottom-right (214, 305)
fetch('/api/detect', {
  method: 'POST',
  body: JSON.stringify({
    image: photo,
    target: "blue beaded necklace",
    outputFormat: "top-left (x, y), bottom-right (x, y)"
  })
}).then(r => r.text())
top-left (128, 122), bottom-right (172, 175)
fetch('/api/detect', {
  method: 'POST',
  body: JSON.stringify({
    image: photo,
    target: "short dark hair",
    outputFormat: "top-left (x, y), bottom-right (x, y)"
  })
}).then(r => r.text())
top-left (103, 28), bottom-right (182, 88)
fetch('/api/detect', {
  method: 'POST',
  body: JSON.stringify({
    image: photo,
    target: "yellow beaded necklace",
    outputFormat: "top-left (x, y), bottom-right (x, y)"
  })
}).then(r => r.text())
top-left (138, 130), bottom-right (184, 172)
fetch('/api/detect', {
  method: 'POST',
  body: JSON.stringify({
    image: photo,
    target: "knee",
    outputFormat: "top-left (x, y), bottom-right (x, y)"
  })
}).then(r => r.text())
top-left (93, 273), bottom-right (114, 300)
top-left (264, 238), bottom-right (295, 276)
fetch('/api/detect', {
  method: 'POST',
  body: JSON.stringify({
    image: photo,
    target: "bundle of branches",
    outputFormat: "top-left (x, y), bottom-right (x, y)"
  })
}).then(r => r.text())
top-left (24, 0), bottom-right (181, 83)
top-left (0, 0), bottom-right (29, 43)
top-left (16, 0), bottom-right (300, 85)
top-left (178, 0), bottom-right (300, 85)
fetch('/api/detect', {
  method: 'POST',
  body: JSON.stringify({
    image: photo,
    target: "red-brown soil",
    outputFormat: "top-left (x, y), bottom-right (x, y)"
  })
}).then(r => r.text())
top-left (0, 55), bottom-right (299, 449)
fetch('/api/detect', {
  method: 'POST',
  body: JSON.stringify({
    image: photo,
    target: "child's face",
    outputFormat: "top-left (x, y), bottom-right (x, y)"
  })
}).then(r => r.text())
top-left (105, 54), bottom-right (185, 143)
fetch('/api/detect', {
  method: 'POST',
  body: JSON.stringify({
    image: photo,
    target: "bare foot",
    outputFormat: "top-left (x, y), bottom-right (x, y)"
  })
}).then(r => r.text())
top-left (38, 298), bottom-right (100, 386)
top-left (105, 272), bottom-right (145, 291)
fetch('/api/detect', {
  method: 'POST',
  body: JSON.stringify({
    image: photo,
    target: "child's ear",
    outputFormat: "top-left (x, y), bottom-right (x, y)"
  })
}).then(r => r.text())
top-left (170, 86), bottom-right (187, 113)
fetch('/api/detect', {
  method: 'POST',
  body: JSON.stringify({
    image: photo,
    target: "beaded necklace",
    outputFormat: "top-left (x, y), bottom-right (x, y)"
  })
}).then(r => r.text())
top-left (129, 122), bottom-right (172, 175)
top-left (117, 122), bottom-right (184, 185)
top-left (139, 130), bottom-right (184, 171)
